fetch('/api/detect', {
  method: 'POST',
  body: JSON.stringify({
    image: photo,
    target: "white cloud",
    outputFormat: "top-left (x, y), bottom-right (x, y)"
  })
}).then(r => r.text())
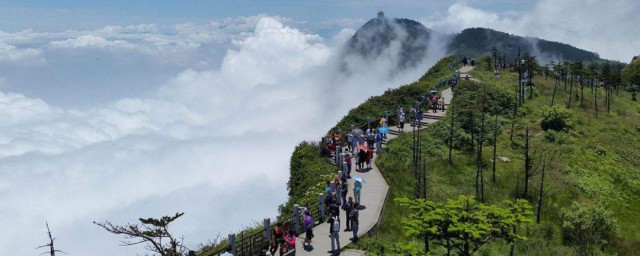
top-left (422, 0), bottom-right (640, 62)
top-left (0, 16), bottom-right (441, 255)
top-left (0, 41), bottom-right (46, 65)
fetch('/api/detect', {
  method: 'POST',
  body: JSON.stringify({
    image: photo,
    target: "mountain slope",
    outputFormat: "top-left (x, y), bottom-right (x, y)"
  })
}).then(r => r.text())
top-left (447, 27), bottom-right (601, 61)
top-left (340, 16), bottom-right (432, 72)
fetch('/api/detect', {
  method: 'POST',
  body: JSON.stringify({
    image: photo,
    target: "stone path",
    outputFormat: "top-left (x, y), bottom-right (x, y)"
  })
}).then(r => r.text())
top-left (296, 66), bottom-right (469, 256)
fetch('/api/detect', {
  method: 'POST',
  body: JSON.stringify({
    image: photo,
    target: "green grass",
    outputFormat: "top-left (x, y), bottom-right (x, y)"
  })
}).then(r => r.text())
top-left (352, 64), bottom-right (640, 255)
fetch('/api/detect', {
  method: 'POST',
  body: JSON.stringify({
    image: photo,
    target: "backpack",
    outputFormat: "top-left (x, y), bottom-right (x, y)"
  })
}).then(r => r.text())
top-left (367, 133), bottom-right (375, 140)
top-left (342, 201), bottom-right (349, 210)
top-left (350, 209), bottom-right (359, 221)
top-left (331, 217), bottom-right (340, 231)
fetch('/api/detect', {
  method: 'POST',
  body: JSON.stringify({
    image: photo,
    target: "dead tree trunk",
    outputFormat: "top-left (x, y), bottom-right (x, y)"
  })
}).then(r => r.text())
top-left (523, 127), bottom-right (533, 197)
top-left (492, 115), bottom-right (498, 182)
top-left (37, 222), bottom-right (65, 256)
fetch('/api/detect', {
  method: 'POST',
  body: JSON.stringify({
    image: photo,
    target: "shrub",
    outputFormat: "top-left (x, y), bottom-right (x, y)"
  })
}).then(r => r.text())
top-left (560, 202), bottom-right (618, 256)
top-left (541, 105), bottom-right (573, 131)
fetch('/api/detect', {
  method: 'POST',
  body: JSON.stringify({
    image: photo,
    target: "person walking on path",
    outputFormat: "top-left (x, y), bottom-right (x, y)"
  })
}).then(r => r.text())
top-left (347, 132), bottom-right (353, 151)
top-left (303, 210), bottom-right (314, 248)
top-left (328, 212), bottom-right (341, 255)
top-left (349, 202), bottom-right (360, 242)
top-left (399, 113), bottom-right (405, 132)
top-left (375, 130), bottom-right (383, 154)
top-left (441, 97), bottom-right (446, 111)
top-left (354, 181), bottom-right (362, 204)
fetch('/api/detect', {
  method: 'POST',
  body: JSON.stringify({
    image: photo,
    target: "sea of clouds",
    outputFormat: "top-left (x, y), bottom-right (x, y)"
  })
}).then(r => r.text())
top-left (0, 16), bottom-right (444, 255)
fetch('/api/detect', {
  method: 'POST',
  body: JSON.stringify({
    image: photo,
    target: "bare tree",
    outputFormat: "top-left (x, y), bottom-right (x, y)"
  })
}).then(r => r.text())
top-left (37, 222), bottom-right (66, 256)
top-left (536, 151), bottom-right (555, 223)
top-left (94, 212), bottom-right (188, 256)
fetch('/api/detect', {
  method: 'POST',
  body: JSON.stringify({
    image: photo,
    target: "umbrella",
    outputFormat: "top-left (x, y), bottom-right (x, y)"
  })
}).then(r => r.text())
top-left (379, 127), bottom-right (389, 134)
top-left (357, 145), bottom-right (370, 151)
top-left (351, 128), bottom-right (364, 137)
top-left (352, 176), bottom-right (366, 183)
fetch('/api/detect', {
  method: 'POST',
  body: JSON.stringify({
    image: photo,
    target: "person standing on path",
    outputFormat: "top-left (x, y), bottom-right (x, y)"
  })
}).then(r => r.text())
top-left (344, 197), bottom-right (354, 232)
top-left (399, 113), bottom-right (405, 132)
top-left (328, 213), bottom-right (341, 255)
top-left (350, 202), bottom-right (360, 242)
top-left (340, 179), bottom-right (348, 204)
top-left (347, 132), bottom-right (353, 151)
top-left (345, 152), bottom-right (352, 178)
top-left (375, 130), bottom-right (383, 154)
top-left (285, 228), bottom-right (296, 253)
top-left (358, 149), bottom-right (367, 171)
top-left (303, 210), bottom-right (314, 248)
top-left (354, 181), bottom-right (362, 204)
top-left (366, 129), bottom-right (375, 149)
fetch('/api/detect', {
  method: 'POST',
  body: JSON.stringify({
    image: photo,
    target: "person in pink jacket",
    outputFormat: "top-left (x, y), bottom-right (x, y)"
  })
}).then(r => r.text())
top-left (284, 228), bottom-right (296, 252)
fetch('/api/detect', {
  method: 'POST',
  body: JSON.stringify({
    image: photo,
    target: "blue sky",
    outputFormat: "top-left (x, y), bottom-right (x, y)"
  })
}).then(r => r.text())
top-left (1, 0), bottom-right (536, 33)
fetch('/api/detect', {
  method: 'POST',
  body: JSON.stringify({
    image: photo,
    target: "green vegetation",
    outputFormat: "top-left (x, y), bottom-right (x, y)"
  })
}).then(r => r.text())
top-left (396, 195), bottom-right (532, 256)
top-left (281, 141), bottom-right (336, 216)
top-left (351, 59), bottom-right (640, 255)
top-left (560, 202), bottom-right (619, 256)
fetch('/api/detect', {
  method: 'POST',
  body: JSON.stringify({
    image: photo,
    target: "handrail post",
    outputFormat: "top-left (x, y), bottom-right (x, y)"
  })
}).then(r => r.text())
top-left (318, 193), bottom-right (325, 221)
top-left (228, 234), bottom-right (236, 256)
top-left (263, 218), bottom-right (271, 242)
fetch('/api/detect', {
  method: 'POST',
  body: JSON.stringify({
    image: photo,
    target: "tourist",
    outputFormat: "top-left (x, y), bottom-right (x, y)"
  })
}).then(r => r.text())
top-left (354, 181), bottom-right (362, 204)
top-left (358, 149), bottom-right (367, 171)
top-left (375, 129), bottom-right (383, 154)
top-left (285, 228), bottom-right (296, 253)
top-left (432, 95), bottom-right (438, 113)
top-left (328, 212), bottom-right (341, 254)
top-left (344, 197), bottom-right (354, 232)
top-left (366, 129), bottom-right (375, 149)
top-left (303, 211), bottom-right (314, 247)
top-left (347, 132), bottom-right (353, 151)
top-left (340, 179), bottom-right (348, 204)
top-left (441, 97), bottom-right (446, 111)
top-left (270, 222), bottom-right (285, 256)
top-left (399, 113), bottom-right (405, 132)
top-left (350, 202), bottom-right (360, 242)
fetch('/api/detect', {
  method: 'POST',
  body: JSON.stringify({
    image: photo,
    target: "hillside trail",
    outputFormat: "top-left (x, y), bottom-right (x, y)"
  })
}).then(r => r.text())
top-left (294, 65), bottom-right (473, 256)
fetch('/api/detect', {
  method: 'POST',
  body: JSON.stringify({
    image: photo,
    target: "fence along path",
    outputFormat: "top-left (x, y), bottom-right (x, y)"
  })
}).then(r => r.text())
top-left (304, 72), bottom-right (464, 255)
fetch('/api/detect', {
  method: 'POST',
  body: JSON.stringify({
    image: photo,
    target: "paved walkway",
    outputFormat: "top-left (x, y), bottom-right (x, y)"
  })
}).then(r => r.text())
top-left (296, 66), bottom-right (471, 255)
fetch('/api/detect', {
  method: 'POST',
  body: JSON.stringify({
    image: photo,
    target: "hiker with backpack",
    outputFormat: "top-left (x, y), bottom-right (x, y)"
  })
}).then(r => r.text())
top-left (366, 129), bottom-right (375, 149)
top-left (350, 202), bottom-right (360, 242)
top-left (354, 181), bottom-right (362, 204)
top-left (328, 211), bottom-right (341, 254)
